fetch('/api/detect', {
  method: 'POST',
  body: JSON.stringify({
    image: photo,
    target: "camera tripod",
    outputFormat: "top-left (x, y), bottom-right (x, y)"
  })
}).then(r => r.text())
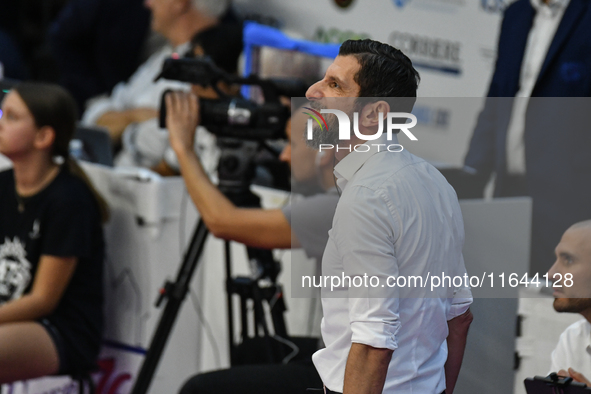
top-left (130, 139), bottom-right (291, 394)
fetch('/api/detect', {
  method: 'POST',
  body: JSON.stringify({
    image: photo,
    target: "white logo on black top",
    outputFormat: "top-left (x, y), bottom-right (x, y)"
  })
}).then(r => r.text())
top-left (0, 237), bottom-right (32, 305)
top-left (29, 220), bottom-right (40, 239)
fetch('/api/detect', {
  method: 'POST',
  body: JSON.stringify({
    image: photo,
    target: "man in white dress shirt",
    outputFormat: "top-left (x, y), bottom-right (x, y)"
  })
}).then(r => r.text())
top-left (548, 220), bottom-right (591, 386)
top-left (82, 0), bottom-right (229, 153)
top-left (304, 39), bottom-right (473, 394)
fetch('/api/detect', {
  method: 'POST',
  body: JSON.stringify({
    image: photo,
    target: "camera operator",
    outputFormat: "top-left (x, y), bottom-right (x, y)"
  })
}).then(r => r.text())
top-left (165, 95), bottom-right (338, 393)
top-left (166, 93), bottom-right (336, 251)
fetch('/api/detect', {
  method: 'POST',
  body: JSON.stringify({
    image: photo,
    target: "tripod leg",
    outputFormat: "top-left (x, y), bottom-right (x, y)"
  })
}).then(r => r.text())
top-left (131, 219), bottom-right (209, 394)
top-left (240, 296), bottom-right (248, 338)
top-left (224, 241), bottom-right (237, 365)
top-left (251, 284), bottom-right (278, 363)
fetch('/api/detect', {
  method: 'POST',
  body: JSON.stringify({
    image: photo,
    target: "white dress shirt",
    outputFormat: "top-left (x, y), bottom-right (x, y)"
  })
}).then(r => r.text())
top-left (550, 319), bottom-right (591, 375)
top-left (505, 0), bottom-right (569, 174)
top-left (312, 134), bottom-right (472, 393)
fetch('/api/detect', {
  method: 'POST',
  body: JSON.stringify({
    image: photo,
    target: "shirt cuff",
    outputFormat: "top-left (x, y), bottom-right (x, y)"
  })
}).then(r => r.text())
top-left (447, 285), bottom-right (473, 320)
top-left (350, 321), bottom-right (400, 351)
top-left (447, 299), bottom-right (473, 320)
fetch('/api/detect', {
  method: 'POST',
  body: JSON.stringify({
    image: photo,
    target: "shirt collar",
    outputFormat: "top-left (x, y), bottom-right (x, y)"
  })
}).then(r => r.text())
top-left (530, 0), bottom-right (568, 14)
top-left (333, 133), bottom-right (398, 188)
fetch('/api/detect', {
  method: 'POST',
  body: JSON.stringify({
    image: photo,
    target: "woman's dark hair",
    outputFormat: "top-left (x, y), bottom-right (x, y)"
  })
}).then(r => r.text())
top-left (14, 82), bottom-right (109, 222)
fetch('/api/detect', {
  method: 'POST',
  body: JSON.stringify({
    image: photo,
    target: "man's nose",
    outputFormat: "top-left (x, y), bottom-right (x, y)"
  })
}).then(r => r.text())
top-left (306, 81), bottom-right (323, 100)
top-left (547, 258), bottom-right (560, 279)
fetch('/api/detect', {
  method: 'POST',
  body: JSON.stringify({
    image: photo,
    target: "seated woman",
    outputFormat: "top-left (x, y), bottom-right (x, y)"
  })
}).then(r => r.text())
top-left (0, 82), bottom-right (107, 382)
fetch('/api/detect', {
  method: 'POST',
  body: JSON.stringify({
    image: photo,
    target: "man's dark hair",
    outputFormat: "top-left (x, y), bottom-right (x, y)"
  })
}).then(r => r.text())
top-left (339, 39), bottom-right (420, 99)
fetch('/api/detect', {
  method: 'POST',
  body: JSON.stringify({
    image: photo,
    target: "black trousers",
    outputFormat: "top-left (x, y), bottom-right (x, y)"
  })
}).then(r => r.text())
top-left (325, 388), bottom-right (446, 394)
top-left (179, 360), bottom-right (323, 394)
top-left (179, 362), bottom-right (445, 394)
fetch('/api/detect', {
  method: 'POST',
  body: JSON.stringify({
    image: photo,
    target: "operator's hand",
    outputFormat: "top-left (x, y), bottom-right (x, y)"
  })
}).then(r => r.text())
top-left (166, 91), bottom-right (200, 155)
top-left (558, 368), bottom-right (591, 386)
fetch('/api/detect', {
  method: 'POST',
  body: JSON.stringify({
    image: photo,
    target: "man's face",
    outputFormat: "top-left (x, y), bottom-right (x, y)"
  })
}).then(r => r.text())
top-left (306, 55), bottom-right (361, 99)
top-left (305, 55), bottom-right (361, 148)
top-left (144, 0), bottom-right (179, 37)
top-left (548, 226), bottom-right (591, 314)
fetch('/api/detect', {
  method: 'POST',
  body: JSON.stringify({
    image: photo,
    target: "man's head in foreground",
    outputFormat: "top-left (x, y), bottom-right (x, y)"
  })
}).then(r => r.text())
top-left (305, 39), bottom-right (419, 148)
top-left (548, 220), bottom-right (591, 320)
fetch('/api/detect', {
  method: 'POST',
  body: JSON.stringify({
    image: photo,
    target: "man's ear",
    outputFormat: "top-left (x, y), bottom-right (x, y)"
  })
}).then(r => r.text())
top-left (360, 100), bottom-right (390, 128)
top-left (34, 126), bottom-right (56, 151)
